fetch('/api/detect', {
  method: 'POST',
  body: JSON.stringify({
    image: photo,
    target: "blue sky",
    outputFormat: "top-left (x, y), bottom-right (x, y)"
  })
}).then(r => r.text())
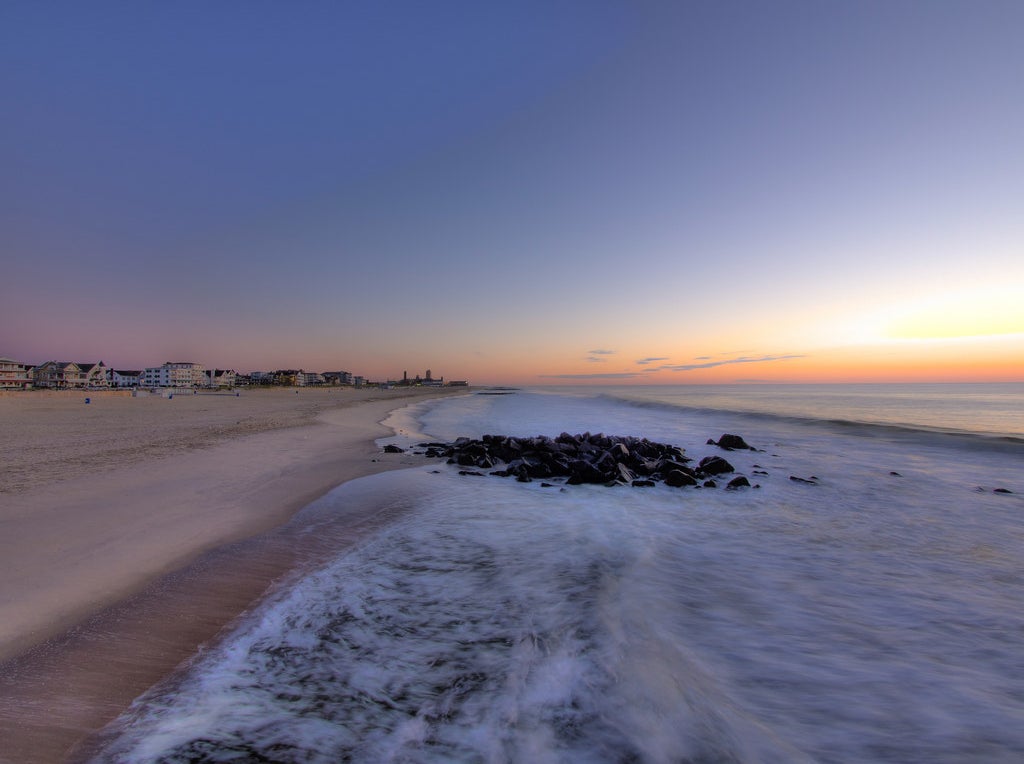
top-left (3, 1), bottom-right (1022, 383)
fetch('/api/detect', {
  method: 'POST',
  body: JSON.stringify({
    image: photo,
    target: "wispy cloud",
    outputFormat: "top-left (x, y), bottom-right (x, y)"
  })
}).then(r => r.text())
top-left (589, 349), bottom-right (615, 355)
top-left (585, 349), bottom-right (616, 363)
top-left (644, 354), bottom-right (805, 372)
top-left (543, 353), bottom-right (804, 382)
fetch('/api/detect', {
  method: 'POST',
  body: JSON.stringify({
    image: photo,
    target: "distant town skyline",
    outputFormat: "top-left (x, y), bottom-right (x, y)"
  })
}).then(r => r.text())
top-left (0, 356), bottom-right (465, 390)
top-left (2, 2), bottom-right (1022, 385)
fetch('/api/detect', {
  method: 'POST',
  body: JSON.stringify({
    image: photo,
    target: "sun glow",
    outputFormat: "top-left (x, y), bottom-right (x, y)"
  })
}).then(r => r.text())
top-left (882, 286), bottom-right (1024, 340)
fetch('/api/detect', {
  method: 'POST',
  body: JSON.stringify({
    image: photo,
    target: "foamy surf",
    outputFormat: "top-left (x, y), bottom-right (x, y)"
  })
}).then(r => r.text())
top-left (87, 385), bottom-right (1024, 762)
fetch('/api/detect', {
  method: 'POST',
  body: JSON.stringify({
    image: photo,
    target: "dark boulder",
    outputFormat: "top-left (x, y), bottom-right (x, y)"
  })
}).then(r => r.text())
top-left (567, 459), bottom-right (607, 485)
top-left (789, 475), bottom-right (818, 484)
top-left (383, 444), bottom-right (405, 453)
top-left (715, 434), bottom-right (753, 451)
top-left (698, 456), bottom-right (735, 475)
top-left (726, 476), bottom-right (751, 489)
top-left (665, 469), bottom-right (698, 487)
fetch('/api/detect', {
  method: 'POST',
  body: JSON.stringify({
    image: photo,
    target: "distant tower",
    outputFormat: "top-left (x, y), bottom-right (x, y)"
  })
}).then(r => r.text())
top-left (403, 371), bottom-right (408, 383)
top-left (425, 369), bottom-right (432, 381)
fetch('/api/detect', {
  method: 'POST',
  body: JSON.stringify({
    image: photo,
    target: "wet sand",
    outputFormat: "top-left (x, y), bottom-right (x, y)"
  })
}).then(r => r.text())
top-left (0, 386), bottom-right (462, 763)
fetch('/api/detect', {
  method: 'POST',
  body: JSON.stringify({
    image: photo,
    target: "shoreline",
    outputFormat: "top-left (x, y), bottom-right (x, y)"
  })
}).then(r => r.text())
top-left (0, 387), bottom-right (462, 764)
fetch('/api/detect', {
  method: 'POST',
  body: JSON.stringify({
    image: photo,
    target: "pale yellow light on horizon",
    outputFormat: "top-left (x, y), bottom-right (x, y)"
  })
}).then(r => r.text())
top-left (883, 286), bottom-right (1024, 340)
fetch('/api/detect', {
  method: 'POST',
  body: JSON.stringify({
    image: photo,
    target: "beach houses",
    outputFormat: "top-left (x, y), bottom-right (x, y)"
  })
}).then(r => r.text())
top-left (203, 369), bottom-right (237, 388)
top-left (78, 361), bottom-right (110, 388)
top-left (323, 371), bottom-right (353, 386)
top-left (31, 361), bottom-right (111, 388)
top-left (0, 357), bottom-right (33, 389)
top-left (32, 361), bottom-right (85, 389)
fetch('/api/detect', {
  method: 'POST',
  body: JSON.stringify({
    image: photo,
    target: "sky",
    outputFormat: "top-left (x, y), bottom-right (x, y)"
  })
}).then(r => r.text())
top-left (2, 1), bottom-right (1022, 385)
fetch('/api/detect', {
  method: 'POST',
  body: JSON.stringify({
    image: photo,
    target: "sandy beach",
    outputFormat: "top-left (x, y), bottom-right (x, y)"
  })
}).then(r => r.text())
top-left (0, 386), bottom-right (463, 763)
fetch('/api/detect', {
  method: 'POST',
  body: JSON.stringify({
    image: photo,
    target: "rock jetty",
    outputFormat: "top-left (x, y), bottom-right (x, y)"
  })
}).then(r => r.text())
top-left (410, 432), bottom-right (757, 489)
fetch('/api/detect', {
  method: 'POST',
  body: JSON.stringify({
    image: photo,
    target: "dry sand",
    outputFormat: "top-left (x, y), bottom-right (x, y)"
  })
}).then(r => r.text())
top-left (0, 386), bottom-right (464, 763)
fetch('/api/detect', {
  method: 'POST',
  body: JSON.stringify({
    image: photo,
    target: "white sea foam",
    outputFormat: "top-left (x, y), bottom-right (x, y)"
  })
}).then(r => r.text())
top-left (91, 387), bottom-right (1024, 763)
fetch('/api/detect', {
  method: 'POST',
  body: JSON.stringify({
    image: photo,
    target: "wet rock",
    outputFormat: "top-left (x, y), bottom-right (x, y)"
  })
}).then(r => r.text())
top-left (726, 476), bottom-right (751, 489)
top-left (994, 488), bottom-right (1013, 494)
top-left (789, 475), bottom-right (818, 485)
top-left (698, 455), bottom-right (735, 476)
top-left (715, 434), bottom-right (753, 450)
top-left (665, 469), bottom-right (698, 487)
top-left (383, 444), bottom-right (405, 453)
top-left (439, 432), bottom-right (759, 497)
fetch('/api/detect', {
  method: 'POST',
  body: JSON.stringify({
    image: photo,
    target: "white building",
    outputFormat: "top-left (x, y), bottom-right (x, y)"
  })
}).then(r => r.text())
top-left (0, 357), bottom-right (32, 389)
top-left (143, 361), bottom-right (206, 388)
top-left (111, 369), bottom-right (143, 388)
top-left (78, 361), bottom-right (110, 388)
top-left (203, 369), bottom-right (237, 388)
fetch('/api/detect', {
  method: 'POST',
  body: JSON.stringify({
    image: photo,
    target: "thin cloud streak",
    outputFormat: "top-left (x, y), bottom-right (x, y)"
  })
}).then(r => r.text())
top-left (543, 354), bottom-right (805, 380)
top-left (635, 357), bottom-right (670, 365)
top-left (586, 349), bottom-right (617, 363)
top-left (646, 354), bottom-right (805, 372)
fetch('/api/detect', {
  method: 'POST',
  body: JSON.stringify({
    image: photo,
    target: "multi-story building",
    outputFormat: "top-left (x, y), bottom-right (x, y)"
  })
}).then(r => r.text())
top-left (0, 357), bottom-right (33, 389)
top-left (270, 369), bottom-right (304, 386)
top-left (323, 371), bottom-right (353, 386)
top-left (78, 361), bottom-right (110, 388)
top-left (111, 369), bottom-right (143, 388)
top-left (203, 369), bottom-right (237, 388)
top-left (143, 361), bottom-right (207, 388)
top-left (33, 361), bottom-right (85, 389)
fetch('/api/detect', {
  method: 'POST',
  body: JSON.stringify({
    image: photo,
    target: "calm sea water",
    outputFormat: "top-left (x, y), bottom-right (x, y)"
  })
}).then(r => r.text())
top-left (89, 384), bottom-right (1024, 763)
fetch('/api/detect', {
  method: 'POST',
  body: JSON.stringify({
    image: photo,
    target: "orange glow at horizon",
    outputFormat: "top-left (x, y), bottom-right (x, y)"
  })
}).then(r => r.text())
top-left (471, 334), bottom-right (1024, 386)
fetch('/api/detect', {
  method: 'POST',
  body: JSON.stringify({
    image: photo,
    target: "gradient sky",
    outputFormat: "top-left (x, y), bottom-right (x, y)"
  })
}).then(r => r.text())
top-left (3, 1), bottom-right (1022, 385)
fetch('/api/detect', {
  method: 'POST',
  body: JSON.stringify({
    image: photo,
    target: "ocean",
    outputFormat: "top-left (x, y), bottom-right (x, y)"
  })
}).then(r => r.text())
top-left (87, 384), bottom-right (1023, 763)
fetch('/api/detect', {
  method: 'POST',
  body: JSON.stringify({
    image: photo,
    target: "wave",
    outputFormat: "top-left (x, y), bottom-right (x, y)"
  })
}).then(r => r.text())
top-left (594, 391), bottom-right (1024, 453)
